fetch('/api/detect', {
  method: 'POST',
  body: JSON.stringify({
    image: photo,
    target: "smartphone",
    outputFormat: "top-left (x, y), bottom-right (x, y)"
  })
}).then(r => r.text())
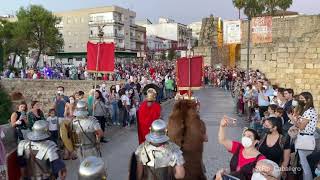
top-left (225, 116), bottom-right (237, 126)
top-left (222, 174), bottom-right (240, 180)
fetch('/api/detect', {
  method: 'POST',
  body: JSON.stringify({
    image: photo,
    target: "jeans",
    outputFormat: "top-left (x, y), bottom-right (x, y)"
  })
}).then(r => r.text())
top-left (119, 108), bottom-right (128, 126)
top-left (111, 101), bottom-right (119, 124)
top-left (307, 151), bottom-right (320, 178)
top-left (166, 89), bottom-right (173, 99)
top-left (298, 149), bottom-right (313, 180)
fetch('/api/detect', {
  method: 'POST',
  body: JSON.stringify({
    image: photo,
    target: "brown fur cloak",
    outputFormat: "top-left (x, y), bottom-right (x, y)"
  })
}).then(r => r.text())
top-left (167, 100), bottom-right (207, 180)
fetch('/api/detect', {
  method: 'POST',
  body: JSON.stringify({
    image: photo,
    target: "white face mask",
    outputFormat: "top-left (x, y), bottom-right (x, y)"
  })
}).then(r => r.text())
top-left (57, 91), bottom-right (63, 95)
top-left (252, 86), bottom-right (257, 90)
top-left (70, 99), bottom-right (75, 104)
top-left (251, 172), bottom-right (266, 180)
top-left (246, 87), bottom-right (250, 91)
top-left (241, 136), bottom-right (253, 148)
top-left (292, 100), bottom-right (298, 107)
top-left (263, 85), bottom-right (268, 90)
top-left (255, 109), bottom-right (259, 113)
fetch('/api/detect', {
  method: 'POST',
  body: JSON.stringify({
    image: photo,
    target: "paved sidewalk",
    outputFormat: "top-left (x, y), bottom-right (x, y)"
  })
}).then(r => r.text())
top-left (65, 88), bottom-right (245, 179)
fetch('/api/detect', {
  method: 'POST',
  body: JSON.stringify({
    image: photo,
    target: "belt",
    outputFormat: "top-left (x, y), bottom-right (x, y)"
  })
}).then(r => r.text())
top-left (300, 133), bottom-right (314, 136)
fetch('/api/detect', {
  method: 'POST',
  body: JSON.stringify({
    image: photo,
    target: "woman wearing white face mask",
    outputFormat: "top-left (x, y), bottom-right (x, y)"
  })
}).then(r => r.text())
top-left (64, 95), bottom-right (76, 120)
top-left (218, 116), bottom-right (266, 180)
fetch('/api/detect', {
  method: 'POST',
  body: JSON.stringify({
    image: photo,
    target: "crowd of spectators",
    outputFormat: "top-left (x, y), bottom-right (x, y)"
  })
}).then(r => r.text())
top-left (214, 67), bottom-right (320, 180)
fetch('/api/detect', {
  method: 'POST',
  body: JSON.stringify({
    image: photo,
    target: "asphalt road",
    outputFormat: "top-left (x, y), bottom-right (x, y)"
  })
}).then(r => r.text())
top-left (65, 87), bottom-right (245, 180)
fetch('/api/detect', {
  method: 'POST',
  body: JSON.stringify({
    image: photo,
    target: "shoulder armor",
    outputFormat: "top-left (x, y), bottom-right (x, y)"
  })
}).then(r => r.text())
top-left (17, 140), bottom-right (31, 156)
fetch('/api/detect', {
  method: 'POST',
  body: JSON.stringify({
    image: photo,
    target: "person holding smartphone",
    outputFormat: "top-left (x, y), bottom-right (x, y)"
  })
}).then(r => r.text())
top-left (218, 116), bottom-right (265, 180)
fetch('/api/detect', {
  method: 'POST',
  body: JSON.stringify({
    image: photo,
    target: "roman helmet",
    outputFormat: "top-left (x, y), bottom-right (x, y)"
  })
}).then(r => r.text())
top-left (145, 119), bottom-right (169, 144)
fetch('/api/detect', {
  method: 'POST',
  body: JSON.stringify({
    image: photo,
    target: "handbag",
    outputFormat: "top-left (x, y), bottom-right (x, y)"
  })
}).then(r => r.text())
top-left (295, 134), bottom-right (315, 151)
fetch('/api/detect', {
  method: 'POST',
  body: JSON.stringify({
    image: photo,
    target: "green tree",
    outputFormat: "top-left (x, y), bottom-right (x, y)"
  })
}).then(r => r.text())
top-left (232, 0), bottom-right (246, 19)
top-left (0, 84), bottom-right (12, 124)
top-left (0, 20), bottom-right (29, 67)
top-left (263, 0), bottom-right (279, 15)
top-left (160, 50), bottom-right (166, 60)
top-left (167, 49), bottom-right (176, 61)
top-left (16, 5), bottom-right (63, 69)
top-left (278, 0), bottom-right (293, 17)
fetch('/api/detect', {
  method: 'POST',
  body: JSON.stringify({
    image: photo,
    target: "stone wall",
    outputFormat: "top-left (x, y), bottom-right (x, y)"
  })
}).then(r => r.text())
top-left (194, 46), bottom-right (229, 66)
top-left (239, 15), bottom-right (320, 111)
top-left (195, 16), bottom-right (230, 66)
top-left (1, 79), bottom-right (121, 114)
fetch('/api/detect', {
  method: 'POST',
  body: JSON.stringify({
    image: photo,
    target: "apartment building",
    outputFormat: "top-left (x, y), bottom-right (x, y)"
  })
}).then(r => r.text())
top-left (54, 6), bottom-right (146, 64)
top-left (140, 18), bottom-right (192, 50)
top-left (188, 21), bottom-right (202, 46)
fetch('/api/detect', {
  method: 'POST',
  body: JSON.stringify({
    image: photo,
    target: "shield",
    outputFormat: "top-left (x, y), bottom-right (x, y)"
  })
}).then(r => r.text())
top-left (128, 152), bottom-right (137, 180)
top-left (60, 120), bottom-right (74, 152)
top-left (142, 84), bottom-right (160, 96)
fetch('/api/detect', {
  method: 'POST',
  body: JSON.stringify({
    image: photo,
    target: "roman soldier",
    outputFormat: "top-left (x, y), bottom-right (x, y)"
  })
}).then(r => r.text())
top-left (78, 156), bottom-right (107, 180)
top-left (135, 119), bottom-right (185, 180)
top-left (137, 84), bottom-right (161, 144)
top-left (70, 101), bottom-right (104, 161)
top-left (17, 120), bottom-right (66, 180)
top-left (167, 95), bottom-right (208, 180)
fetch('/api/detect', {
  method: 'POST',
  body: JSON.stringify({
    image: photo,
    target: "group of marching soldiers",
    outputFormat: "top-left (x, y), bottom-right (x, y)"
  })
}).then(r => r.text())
top-left (17, 84), bottom-right (205, 180)
top-left (17, 100), bottom-right (107, 180)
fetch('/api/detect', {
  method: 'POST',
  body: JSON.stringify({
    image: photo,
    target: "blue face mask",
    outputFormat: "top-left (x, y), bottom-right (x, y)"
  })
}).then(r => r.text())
top-left (315, 168), bottom-right (320, 177)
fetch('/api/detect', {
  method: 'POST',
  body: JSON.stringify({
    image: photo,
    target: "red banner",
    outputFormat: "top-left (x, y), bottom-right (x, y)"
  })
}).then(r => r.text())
top-left (87, 42), bottom-right (115, 73)
top-left (177, 56), bottom-right (203, 90)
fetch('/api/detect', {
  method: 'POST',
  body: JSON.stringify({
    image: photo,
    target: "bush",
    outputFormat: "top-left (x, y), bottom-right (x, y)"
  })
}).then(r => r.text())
top-left (0, 85), bottom-right (12, 124)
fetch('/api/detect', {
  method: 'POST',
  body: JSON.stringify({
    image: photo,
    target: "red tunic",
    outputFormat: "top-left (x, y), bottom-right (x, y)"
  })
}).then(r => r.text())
top-left (137, 101), bottom-right (161, 144)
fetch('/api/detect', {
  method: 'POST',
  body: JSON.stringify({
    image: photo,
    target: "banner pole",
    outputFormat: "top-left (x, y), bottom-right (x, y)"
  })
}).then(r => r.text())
top-left (93, 27), bottom-right (103, 116)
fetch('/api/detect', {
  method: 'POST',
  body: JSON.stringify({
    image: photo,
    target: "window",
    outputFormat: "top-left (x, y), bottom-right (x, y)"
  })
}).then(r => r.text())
top-left (68, 31), bottom-right (72, 36)
top-left (81, 17), bottom-right (85, 23)
top-left (74, 17), bottom-right (78, 23)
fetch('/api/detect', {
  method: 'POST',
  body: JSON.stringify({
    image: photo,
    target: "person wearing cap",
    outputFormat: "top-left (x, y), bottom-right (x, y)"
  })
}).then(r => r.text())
top-left (70, 101), bottom-right (104, 162)
top-left (137, 87), bottom-right (161, 144)
top-left (135, 119), bottom-right (185, 180)
top-left (17, 120), bottom-right (66, 180)
top-left (78, 156), bottom-right (107, 180)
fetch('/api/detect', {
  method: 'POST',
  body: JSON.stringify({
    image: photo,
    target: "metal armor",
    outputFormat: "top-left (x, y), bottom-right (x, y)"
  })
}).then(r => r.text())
top-left (78, 156), bottom-right (107, 180)
top-left (17, 140), bottom-right (59, 179)
top-left (135, 141), bottom-right (185, 180)
top-left (71, 117), bottom-right (101, 160)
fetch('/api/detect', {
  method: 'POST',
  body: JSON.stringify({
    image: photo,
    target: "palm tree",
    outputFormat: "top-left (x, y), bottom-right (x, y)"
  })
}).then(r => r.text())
top-left (233, 0), bottom-right (246, 19)
top-left (278, 0), bottom-right (293, 17)
top-left (263, 0), bottom-right (279, 16)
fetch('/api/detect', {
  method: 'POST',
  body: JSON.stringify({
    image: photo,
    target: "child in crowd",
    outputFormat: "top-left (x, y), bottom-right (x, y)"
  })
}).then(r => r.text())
top-left (250, 106), bottom-right (262, 134)
top-left (275, 107), bottom-right (285, 125)
top-left (47, 109), bottom-right (59, 144)
top-left (237, 89), bottom-right (245, 116)
top-left (264, 104), bottom-right (278, 119)
top-left (75, 91), bottom-right (85, 102)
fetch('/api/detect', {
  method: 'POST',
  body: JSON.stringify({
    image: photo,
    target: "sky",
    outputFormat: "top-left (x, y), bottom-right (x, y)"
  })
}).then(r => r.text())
top-left (0, 0), bottom-right (319, 24)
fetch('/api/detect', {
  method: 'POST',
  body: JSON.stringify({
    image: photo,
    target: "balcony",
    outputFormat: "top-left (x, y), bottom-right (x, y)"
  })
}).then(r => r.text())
top-left (89, 33), bottom-right (125, 39)
top-left (130, 36), bottom-right (137, 41)
top-left (88, 19), bottom-right (124, 26)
